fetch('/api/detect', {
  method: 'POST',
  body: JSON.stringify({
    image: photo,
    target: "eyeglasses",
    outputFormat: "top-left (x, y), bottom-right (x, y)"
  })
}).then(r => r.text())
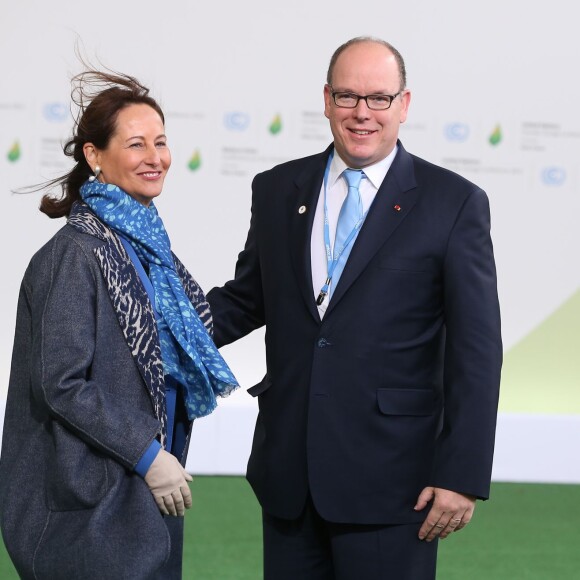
top-left (329, 87), bottom-right (401, 111)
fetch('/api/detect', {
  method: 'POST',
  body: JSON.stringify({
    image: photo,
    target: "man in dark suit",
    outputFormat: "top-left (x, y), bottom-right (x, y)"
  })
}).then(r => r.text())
top-left (207, 36), bottom-right (502, 579)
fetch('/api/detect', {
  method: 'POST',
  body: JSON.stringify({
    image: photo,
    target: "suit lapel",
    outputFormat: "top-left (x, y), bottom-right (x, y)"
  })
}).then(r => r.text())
top-left (288, 147), bottom-right (332, 322)
top-left (325, 143), bottom-right (419, 315)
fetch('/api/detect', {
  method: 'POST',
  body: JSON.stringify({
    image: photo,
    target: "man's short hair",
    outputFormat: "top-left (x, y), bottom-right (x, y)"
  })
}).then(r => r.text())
top-left (326, 37), bottom-right (407, 91)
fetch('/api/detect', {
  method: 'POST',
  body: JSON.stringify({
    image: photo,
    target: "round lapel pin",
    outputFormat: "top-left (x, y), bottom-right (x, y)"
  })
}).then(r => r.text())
top-left (298, 205), bottom-right (307, 214)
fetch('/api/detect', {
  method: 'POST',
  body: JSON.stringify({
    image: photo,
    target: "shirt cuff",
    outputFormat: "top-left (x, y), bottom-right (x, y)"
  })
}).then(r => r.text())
top-left (135, 439), bottom-right (162, 478)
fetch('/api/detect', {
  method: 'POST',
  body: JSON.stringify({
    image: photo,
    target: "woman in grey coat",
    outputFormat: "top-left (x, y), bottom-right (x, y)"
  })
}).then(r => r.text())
top-left (0, 70), bottom-right (237, 579)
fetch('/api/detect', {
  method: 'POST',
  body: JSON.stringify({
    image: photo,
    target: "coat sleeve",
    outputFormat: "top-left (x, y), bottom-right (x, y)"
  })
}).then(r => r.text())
top-left (431, 188), bottom-right (503, 499)
top-left (207, 175), bottom-right (266, 348)
top-left (30, 233), bottom-right (160, 469)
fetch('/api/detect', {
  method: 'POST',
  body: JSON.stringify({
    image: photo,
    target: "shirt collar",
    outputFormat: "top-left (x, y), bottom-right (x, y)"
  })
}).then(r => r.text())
top-left (329, 145), bottom-right (399, 190)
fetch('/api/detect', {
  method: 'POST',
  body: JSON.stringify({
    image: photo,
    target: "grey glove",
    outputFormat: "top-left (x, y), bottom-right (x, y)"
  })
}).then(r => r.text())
top-left (144, 449), bottom-right (193, 517)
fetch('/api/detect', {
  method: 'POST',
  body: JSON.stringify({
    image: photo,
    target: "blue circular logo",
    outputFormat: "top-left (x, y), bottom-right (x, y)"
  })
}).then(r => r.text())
top-left (541, 167), bottom-right (566, 186)
top-left (444, 123), bottom-right (469, 142)
top-left (224, 111), bottom-right (250, 131)
top-left (43, 102), bottom-right (68, 122)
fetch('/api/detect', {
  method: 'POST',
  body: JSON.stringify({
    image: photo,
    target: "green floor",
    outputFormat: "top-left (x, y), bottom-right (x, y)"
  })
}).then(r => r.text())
top-left (2, 479), bottom-right (579, 579)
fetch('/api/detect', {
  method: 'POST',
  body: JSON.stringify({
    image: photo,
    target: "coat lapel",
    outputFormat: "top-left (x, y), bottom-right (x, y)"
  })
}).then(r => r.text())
top-left (287, 147), bottom-right (332, 323)
top-left (325, 142), bottom-right (419, 315)
top-left (173, 253), bottom-right (213, 334)
top-left (68, 203), bottom-right (168, 443)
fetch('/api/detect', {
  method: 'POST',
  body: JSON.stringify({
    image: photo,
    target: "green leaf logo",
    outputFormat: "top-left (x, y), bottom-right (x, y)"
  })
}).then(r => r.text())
top-left (7, 141), bottom-right (21, 162)
top-left (489, 124), bottom-right (502, 146)
top-left (188, 150), bottom-right (201, 171)
top-left (269, 114), bottom-right (282, 135)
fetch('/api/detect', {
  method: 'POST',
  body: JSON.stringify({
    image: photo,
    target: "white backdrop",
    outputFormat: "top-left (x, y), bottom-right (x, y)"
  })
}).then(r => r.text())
top-left (1, 0), bottom-right (579, 482)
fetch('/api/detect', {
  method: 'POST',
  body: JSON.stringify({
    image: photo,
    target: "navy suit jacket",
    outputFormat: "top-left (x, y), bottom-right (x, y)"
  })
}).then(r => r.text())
top-left (207, 141), bottom-right (502, 525)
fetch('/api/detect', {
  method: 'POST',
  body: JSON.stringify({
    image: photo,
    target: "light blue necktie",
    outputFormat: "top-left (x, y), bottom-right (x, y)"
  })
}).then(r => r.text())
top-left (330, 168), bottom-right (364, 296)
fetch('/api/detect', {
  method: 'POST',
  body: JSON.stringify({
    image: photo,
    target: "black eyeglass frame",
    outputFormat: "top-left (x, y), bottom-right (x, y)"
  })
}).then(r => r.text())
top-left (328, 86), bottom-right (402, 110)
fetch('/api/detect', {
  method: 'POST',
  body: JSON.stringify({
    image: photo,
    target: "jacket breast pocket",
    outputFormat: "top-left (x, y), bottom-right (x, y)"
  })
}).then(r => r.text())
top-left (46, 422), bottom-right (108, 511)
top-left (377, 388), bottom-right (436, 416)
top-left (378, 257), bottom-right (436, 274)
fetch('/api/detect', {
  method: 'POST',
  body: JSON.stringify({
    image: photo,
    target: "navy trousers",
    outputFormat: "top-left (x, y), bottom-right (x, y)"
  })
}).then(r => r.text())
top-left (263, 496), bottom-right (438, 580)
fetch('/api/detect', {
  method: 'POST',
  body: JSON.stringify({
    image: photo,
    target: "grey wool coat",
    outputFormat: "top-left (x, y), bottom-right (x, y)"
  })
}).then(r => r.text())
top-left (0, 202), bottom-right (210, 579)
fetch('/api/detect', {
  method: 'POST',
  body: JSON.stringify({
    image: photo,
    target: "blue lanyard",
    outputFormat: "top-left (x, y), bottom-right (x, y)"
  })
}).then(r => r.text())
top-left (316, 152), bottom-right (367, 306)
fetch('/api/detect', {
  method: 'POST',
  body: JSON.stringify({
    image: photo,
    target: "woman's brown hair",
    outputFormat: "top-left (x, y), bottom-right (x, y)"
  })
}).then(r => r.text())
top-left (39, 70), bottom-right (165, 218)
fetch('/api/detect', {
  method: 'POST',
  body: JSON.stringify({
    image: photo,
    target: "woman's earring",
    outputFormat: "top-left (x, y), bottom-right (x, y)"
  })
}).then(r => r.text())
top-left (88, 165), bottom-right (101, 182)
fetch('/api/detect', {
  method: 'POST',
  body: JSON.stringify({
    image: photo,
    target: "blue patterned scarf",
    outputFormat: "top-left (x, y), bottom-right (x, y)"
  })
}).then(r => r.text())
top-left (80, 180), bottom-right (238, 419)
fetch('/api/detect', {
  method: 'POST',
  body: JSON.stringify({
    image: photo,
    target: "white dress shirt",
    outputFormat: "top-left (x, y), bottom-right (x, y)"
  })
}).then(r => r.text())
top-left (310, 146), bottom-right (398, 318)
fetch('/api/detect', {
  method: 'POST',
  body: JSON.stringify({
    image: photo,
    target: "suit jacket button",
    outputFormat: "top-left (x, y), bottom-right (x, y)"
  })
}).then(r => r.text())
top-left (317, 338), bottom-right (329, 347)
